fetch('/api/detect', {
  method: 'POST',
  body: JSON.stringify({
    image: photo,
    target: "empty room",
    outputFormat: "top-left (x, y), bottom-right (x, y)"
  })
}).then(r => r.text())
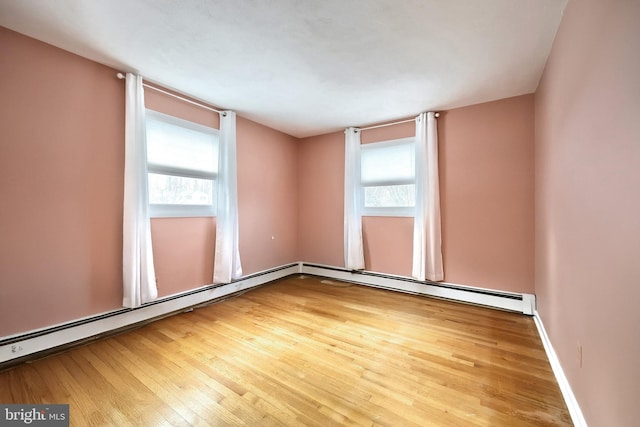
top-left (0, 0), bottom-right (637, 426)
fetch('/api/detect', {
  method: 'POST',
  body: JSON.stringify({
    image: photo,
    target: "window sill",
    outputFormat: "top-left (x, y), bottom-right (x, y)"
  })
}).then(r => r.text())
top-left (149, 204), bottom-right (216, 218)
top-left (361, 208), bottom-right (415, 218)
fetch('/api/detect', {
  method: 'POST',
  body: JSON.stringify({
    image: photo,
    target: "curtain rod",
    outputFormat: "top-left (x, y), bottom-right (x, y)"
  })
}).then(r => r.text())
top-left (359, 112), bottom-right (440, 132)
top-left (116, 73), bottom-right (225, 115)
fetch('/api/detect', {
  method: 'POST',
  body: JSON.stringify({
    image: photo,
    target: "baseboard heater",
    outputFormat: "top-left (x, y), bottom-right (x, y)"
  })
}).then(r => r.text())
top-left (0, 263), bottom-right (300, 367)
top-left (0, 261), bottom-right (535, 367)
top-left (300, 262), bottom-right (535, 315)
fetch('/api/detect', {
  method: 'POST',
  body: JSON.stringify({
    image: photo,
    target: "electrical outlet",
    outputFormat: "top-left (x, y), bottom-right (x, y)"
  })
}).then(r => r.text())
top-left (577, 342), bottom-right (582, 368)
top-left (11, 345), bottom-right (23, 354)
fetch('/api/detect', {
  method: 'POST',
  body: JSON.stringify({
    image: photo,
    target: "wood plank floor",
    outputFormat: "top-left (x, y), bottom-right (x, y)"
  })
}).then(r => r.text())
top-left (0, 275), bottom-right (572, 426)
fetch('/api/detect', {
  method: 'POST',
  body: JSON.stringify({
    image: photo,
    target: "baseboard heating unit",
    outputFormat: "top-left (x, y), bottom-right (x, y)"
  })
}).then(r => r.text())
top-left (300, 263), bottom-right (535, 315)
top-left (0, 262), bottom-right (535, 367)
top-left (0, 263), bottom-right (300, 367)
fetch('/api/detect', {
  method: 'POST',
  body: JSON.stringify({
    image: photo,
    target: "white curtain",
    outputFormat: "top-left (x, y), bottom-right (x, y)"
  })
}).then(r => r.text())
top-left (123, 73), bottom-right (158, 308)
top-left (412, 112), bottom-right (444, 281)
top-left (213, 111), bottom-right (243, 283)
top-left (344, 127), bottom-right (365, 270)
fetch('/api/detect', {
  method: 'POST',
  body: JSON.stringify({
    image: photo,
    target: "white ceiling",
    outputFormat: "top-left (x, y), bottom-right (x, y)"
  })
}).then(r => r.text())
top-left (0, 0), bottom-right (566, 138)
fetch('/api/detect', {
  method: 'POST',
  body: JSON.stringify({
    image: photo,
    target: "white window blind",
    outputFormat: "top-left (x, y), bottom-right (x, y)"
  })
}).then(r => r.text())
top-left (146, 110), bottom-right (218, 217)
top-left (360, 137), bottom-right (416, 216)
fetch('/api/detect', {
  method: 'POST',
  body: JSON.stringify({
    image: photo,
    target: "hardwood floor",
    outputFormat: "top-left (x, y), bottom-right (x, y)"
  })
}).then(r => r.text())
top-left (0, 275), bottom-right (572, 426)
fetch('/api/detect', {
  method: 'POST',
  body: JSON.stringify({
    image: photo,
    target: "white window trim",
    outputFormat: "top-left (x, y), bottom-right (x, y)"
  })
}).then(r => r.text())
top-left (146, 109), bottom-right (219, 218)
top-left (360, 137), bottom-right (416, 217)
top-left (149, 203), bottom-right (216, 218)
top-left (361, 206), bottom-right (415, 217)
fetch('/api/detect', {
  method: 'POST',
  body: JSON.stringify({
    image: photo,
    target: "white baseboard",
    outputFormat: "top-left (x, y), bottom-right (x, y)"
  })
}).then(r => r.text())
top-left (533, 311), bottom-right (588, 427)
top-left (0, 263), bottom-right (300, 365)
top-left (300, 263), bottom-right (536, 314)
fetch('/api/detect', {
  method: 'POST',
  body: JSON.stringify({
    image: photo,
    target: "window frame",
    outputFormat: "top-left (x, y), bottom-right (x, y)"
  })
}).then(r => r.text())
top-left (145, 109), bottom-right (219, 218)
top-left (359, 137), bottom-right (416, 217)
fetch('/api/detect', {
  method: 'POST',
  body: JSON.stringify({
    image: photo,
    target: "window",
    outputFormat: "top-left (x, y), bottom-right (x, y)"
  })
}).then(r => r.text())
top-left (145, 110), bottom-right (218, 217)
top-left (360, 137), bottom-right (415, 216)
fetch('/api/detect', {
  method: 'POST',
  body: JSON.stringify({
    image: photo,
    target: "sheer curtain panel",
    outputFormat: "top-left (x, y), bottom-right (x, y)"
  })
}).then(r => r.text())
top-left (412, 112), bottom-right (444, 281)
top-left (344, 127), bottom-right (365, 270)
top-left (123, 73), bottom-right (158, 308)
top-left (213, 111), bottom-right (243, 283)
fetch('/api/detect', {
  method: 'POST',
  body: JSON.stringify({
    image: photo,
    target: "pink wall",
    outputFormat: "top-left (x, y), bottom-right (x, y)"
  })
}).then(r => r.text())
top-left (151, 218), bottom-right (214, 297)
top-left (0, 27), bottom-right (124, 335)
top-left (534, 1), bottom-right (640, 425)
top-left (0, 28), bottom-right (299, 337)
top-left (236, 116), bottom-right (299, 274)
top-left (440, 95), bottom-right (535, 293)
top-left (298, 95), bottom-right (535, 292)
top-left (145, 85), bottom-right (220, 129)
top-left (296, 132), bottom-right (345, 267)
top-left (362, 217), bottom-right (413, 276)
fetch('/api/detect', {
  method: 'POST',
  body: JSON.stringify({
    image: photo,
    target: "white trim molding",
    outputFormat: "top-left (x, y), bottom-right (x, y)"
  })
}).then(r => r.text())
top-left (533, 311), bottom-right (588, 427)
top-left (300, 263), bottom-right (536, 314)
top-left (0, 263), bottom-right (299, 365)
